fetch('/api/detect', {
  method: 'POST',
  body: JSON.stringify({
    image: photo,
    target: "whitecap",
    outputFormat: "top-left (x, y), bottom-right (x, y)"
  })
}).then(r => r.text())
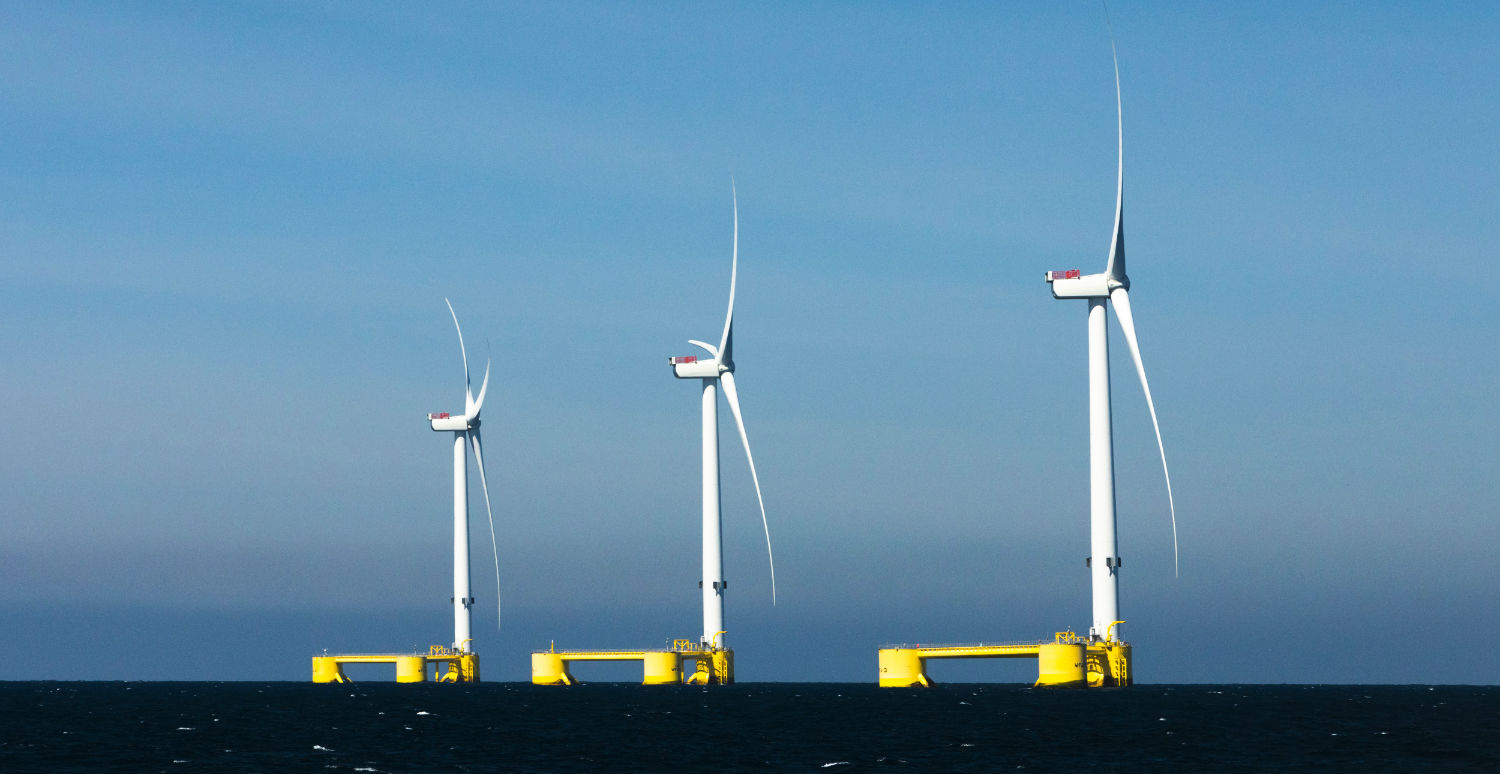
top-left (820, 763), bottom-right (850, 769)
top-left (416, 711), bottom-right (433, 716)
top-left (313, 744), bottom-right (335, 751)
top-left (176, 727), bottom-right (194, 731)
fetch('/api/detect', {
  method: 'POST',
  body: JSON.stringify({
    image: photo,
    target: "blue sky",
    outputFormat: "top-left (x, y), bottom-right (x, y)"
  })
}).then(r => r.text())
top-left (2, 1), bottom-right (1496, 683)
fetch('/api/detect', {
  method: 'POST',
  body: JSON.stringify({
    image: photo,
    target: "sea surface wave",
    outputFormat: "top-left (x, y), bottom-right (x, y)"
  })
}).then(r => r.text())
top-left (2, 682), bottom-right (1496, 772)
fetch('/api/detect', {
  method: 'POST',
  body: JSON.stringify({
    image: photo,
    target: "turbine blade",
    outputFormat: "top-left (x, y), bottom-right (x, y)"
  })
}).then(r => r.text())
top-left (718, 370), bottom-right (775, 604)
top-left (718, 181), bottom-right (738, 364)
top-left (470, 428), bottom-right (502, 630)
top-left (1110, 287), bottom-right (1177, 577)
top-left (472, 359), bottom-right (491, 417)
top-left (1104, 33), bottom-right (1126, 284)
top-left (445, 298), bottom-right (473, 408)
top-left (687, 339), bottom-right (719, 359)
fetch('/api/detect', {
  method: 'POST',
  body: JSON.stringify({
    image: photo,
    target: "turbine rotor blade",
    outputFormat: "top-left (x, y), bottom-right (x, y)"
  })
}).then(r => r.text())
top-left (1105, 32), bottom-right (1126, 285)
top-left (718, 181), bottom-right (738, 364)
top-left (1110, 286), bottom-right (1177, 577)
top-left (472, 359), bottom-right (491, 417)
top-left (470, 428), bottom-right (502, 630)
top-left (719, 370), bottom-right (775, 604)
top-left (446, 298), bottom-right (473, 406)
top-left (687, 339), bottom-right (719, 359)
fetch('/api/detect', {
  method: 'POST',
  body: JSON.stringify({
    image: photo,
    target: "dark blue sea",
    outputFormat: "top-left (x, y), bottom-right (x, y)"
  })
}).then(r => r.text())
top-left (2, 682), bottom-right (1497, 772)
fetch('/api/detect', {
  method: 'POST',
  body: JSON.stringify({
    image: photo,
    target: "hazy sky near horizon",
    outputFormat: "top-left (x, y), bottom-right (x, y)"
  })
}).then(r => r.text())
top-left (2, 1), bottom-right (1496, 683)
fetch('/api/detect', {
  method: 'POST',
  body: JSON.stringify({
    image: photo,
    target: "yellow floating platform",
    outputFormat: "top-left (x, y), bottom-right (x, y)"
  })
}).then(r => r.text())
top-left (532, 639), bottom-right (733, 685)
top-left (878, 631), bottom-right (1131, 688)
top-left (313, 645), bottom-right (479, 683)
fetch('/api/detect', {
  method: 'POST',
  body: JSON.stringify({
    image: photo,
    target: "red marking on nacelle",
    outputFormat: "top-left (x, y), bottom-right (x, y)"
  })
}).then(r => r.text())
top-left (1049, 269), bottom-right (1082, 281)
top-left (671, 356), bottom-right (698, 365)
top-left (429, 412), bottom-right (450, 419)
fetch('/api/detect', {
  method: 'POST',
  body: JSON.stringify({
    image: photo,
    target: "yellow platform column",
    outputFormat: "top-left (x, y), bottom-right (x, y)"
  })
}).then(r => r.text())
top-left (685, 656), bottom-right (710, 685)
top-left (1034, 642), bottom-right (1087, 688)
top-left (531, 652), bottom-right (575, 685)
top-left (1103, 642), bottom-right (1132, 686)
top-left (642, 652), bottom-right (683, 685)
top-left (1085, 646), bottom-right (1107, 687)
top-left (878, 648), bottom-right (931, 687)
top-left (711, 649), bottom-right (734, 685)
top-left (438, 654), bottom-right (479, 683)
top-left (312, 657), bottom-right (347, 684)
top-left (458, 653), bottom-right (479, 683)
top-left (395, 656), bottom-right (429, 683)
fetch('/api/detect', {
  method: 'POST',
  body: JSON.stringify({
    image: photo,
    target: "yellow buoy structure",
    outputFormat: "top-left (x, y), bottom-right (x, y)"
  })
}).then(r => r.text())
top-left (530, 640), bottom-right (712, 686)
top-left (876, 631), bottom-right (1129, 688)
top-left (313, 645), bottom-right (480, 684)
top-left (313, 300), bottom-right (501, 684)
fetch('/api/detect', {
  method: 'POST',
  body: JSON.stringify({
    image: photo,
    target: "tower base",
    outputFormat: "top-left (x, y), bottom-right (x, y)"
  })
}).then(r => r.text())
top-left (683, 648), bottom-right (734, 685)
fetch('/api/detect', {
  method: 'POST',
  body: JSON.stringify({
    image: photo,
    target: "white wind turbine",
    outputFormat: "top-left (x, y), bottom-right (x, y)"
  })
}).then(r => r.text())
top-left (426, 299), bottom-right (500, 655)
top-left (1044, 39), bottom-right (1177, 643)
top-left (668, 184), bottom-right (775, 652)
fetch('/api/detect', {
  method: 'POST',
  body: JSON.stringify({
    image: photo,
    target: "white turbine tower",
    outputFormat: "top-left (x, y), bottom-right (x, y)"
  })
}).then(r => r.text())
top-left (1044, 39), bottom-right (1177, 644)
top-left (668, 184), bottom-right (775, 662)
top-left (427, 299), bottom-right (500, 665)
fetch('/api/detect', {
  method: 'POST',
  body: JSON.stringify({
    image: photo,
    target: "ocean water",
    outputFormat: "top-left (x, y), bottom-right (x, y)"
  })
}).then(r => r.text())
top-left (2, 682), bottom-right (1496, 772)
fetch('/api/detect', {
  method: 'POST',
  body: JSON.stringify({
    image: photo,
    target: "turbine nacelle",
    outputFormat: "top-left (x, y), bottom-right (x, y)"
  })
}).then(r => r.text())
top-left (1046, 270), bottom-right (1126, 299)
top-left (429, 412), bottom-right (477, 432)
top-left (670, 355), bottom-right (723, 380)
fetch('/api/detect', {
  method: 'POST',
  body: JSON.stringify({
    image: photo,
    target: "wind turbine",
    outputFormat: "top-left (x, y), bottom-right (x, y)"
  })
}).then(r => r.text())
top-left (426, 299), bottom-right (500, 664)
top-left (668, 184), bottom-right (775, 662)
top-left (1043, 38), bottom-right (1177, 644)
